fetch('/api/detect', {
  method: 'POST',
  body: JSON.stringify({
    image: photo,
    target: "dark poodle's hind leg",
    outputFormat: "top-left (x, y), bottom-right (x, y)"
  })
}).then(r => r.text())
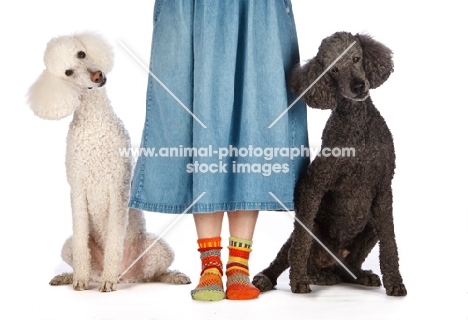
top-left (339, 223), bottom-right (381, 287)
top-left (252, 235), bottom-right (292, 292)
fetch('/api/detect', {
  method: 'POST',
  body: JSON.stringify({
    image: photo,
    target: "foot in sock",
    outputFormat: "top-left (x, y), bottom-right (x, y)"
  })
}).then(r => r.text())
top-left (191, 237), bottom-right (225, 301)
top-left (225, 237), bottom-right (260, 300)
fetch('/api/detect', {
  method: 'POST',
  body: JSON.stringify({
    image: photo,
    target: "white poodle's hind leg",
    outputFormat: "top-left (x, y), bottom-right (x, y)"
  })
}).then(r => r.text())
top-left (61, 236), bottom-right (73, 266)
top-left (50, 236), bottom-right (74, 285)
top-left (155, 269), bottom-right (192, 285)
top-left (142, 235), bottom-right (191, 285)
top-left (50, 273), bottom-right (74, 285)
top-left (118, 234), bottom-right (190, 284)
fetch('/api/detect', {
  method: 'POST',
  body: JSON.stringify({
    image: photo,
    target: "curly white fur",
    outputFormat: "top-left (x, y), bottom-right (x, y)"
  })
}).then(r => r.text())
top-left (28, 32), bottom-right (190, 292)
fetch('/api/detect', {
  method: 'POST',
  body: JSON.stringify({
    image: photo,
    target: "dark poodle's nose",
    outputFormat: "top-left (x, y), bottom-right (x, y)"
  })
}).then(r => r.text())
top-left (91, 70), bottom-right (103, 84)
top-left (350, 79), bottom-right (366, 94)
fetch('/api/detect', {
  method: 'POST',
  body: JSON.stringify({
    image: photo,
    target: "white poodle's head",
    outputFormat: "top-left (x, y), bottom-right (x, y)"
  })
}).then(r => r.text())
top-left (28, 32), bottom-right (114, 120)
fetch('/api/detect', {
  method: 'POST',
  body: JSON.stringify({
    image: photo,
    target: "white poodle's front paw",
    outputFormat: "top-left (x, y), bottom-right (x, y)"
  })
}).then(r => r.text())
top-left (73, 278), bottom-right (89, 291)
top-left (99, 281), bottom-right (117, 292)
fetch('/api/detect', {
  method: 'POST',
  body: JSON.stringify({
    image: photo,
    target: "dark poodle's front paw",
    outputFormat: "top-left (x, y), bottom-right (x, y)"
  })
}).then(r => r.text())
top-left (252, 273), bottom-right (275, 292)
top-left (290, 281), bottom-right (312, 293)
top-left (386, 283), bottom-right (407, 296)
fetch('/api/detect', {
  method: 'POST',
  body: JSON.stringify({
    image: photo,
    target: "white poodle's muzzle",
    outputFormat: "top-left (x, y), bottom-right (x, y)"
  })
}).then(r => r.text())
top-left (88, 70), bottom-right (107, 89)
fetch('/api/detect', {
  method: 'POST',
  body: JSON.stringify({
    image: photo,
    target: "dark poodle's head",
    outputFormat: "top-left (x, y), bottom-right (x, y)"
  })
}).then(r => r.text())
top-left (290, 32), bottom-right (393, 109)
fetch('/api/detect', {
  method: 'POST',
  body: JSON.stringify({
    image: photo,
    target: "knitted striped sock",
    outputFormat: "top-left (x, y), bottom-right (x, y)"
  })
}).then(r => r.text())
top-left (190, 237), bottom-right (225, 301)
top-left (226, 237), bottom-right (260, 300)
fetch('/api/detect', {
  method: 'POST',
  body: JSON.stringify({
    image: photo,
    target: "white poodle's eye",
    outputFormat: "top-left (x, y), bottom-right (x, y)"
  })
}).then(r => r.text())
top-left (65, 70), bottom-right (74, 76)
top-left (77, 51), bottom-right (86, 59)
top-left (331, 67), bottom-right (339, 73)
top-left (353, 57), bottom-right (361, 63)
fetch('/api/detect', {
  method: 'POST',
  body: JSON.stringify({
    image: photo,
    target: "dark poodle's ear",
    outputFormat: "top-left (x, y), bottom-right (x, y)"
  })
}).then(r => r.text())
top-left (289, 57), bottom-right (337, 110)
top-left (357, 34), bottom-right (394, 89)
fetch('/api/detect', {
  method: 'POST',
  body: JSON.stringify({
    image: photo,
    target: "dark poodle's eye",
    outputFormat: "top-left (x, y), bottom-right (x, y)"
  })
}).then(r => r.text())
top-left (65, 69), bottom-right (74, 76)
top-left (77, 51), bottom-right (86, 59)
top-left (331, 67), bottom-right (338, 73)
top-left (353, 57), bottom-right (361, 63)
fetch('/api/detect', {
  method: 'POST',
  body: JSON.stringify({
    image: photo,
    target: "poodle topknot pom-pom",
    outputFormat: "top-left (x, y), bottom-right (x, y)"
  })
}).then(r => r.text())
top-left (27, 32), bottom-right (114, 120)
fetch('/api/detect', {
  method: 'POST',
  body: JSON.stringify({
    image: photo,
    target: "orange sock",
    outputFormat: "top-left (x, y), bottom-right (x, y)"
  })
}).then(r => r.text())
top-left (225, 237), bottom-right (260, 300)
top-left (191, 237), bottom-right (225, 301)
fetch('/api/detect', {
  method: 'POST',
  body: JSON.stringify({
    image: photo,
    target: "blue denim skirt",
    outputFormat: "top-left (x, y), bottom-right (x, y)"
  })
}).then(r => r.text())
top-left (129, 0), bottom-right (309, 214)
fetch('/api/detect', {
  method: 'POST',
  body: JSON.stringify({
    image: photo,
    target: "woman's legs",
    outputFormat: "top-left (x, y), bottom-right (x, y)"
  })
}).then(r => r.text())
top-left (227, 210), bottom-right (259, 240)
top-left (191, 212), bottom-right (225, 301)
top-left (193, 211), bottom-right (224, 238)
top-left (225, 210), bottom-right (260, 300)
top-left (192, 210), bottom-right (259, 245)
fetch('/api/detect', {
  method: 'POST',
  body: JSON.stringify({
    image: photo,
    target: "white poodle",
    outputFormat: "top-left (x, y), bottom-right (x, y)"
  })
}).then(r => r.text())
top-left (28, 32), bottom-right (190, 292)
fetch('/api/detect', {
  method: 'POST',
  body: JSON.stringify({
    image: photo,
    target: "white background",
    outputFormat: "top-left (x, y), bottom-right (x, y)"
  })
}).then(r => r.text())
top-left (0, 1), bottom-right (467, 319)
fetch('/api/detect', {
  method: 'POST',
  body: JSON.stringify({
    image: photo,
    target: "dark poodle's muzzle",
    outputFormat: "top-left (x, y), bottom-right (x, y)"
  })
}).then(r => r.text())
top-left (351, 78), bottom-right (366, 94)
top-left (349, 78), bottom-right (369, 101)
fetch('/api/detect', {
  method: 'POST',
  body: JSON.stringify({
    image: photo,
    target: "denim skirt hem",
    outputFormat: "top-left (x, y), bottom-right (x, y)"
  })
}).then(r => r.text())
top-left (129, 199), bottom-right (294, 214)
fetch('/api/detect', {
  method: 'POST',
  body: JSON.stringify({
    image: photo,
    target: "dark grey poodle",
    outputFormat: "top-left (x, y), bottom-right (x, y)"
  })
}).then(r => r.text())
top-left (253, 32), bottom-right (406, 296)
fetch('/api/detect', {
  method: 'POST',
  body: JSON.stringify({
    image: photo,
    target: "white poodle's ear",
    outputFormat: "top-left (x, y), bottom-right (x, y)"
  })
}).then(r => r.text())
top-left (27, 71), bottom-right (80, 120)
top-left (75, 32), bottom-right (114, 73)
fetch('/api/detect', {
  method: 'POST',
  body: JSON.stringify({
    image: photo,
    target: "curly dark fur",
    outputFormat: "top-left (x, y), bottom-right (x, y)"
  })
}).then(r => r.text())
top-left (253, 32), bottom-right (406, 296)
